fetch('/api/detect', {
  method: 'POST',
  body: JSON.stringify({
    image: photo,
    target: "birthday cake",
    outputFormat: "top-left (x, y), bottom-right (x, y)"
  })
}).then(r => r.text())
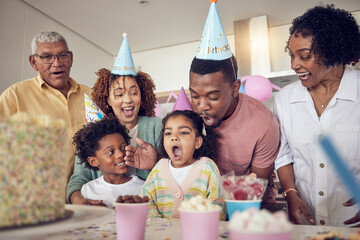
top-left (0, 113), bottom-right (68, 228)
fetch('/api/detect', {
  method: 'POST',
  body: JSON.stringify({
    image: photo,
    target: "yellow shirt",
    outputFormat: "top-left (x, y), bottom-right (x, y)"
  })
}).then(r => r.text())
top-left (0, 75), bottom-right (92, 183)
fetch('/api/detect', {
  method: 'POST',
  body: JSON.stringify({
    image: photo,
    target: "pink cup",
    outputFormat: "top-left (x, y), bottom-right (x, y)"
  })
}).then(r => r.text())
top-left (179, 209), bottom-right (220, 240)
top-left (114, 202), bottom-right (149, 240)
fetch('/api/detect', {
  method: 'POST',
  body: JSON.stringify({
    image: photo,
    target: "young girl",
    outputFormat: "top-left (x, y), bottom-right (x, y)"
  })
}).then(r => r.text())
top-left (141, 110), bottom-right (225, 219)
top-left (73, 118), bottom-right (144, 208)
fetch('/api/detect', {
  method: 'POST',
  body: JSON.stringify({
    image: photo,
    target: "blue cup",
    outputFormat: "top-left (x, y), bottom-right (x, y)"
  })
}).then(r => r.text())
top-left (226, 200), bottom-right (261, 220)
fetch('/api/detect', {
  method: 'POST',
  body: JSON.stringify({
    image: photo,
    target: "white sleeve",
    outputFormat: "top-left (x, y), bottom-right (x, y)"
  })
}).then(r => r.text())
top-left (80, 183), bottom-right (89, 199)
top-left (273, 92), bottom-right (294, 170)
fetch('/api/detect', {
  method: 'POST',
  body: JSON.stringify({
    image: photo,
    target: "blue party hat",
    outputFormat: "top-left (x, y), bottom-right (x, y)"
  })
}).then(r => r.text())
top-left (111, 33), bottom-right (136, 76)
top-left (196, 0), bottom-right (232, 60)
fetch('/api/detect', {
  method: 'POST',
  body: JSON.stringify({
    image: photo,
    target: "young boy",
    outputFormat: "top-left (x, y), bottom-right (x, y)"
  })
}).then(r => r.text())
top-left (73, 117), bottom-right (144, 208)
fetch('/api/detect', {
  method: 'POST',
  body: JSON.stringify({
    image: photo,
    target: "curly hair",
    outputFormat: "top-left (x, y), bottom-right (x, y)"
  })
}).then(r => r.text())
top-left (91, 68), bottom-right (157, 118)
top-left (158, 110), bottom-right (221, 162)
top-left (190, 55), bottom-right (238, 84)
top-left (286, 4), bottom-right (360, 67)
top-left (73, 117), bottom-right (130, 171)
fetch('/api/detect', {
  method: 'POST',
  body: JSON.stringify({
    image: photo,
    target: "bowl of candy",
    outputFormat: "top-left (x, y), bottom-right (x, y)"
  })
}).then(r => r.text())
top-left (228, 207), bottom-right (292, 240)
top-left (221, 173), bottom-right (268, 220)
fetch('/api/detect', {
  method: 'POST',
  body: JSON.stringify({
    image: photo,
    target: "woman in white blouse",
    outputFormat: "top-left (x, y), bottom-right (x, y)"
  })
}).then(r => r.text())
top-left (273, 4), bottom-right (360, 226)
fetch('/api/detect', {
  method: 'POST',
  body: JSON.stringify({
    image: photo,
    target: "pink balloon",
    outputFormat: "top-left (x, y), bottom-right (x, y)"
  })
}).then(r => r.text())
top-left (241, 75), bottom-right (280, 102)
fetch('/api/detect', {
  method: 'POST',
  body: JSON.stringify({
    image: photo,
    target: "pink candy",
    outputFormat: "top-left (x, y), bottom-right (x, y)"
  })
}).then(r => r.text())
top-left (222, 175), bottom-right (268, 200)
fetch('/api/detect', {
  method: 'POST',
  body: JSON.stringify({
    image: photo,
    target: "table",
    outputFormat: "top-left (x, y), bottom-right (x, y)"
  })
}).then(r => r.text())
top-left (1, 205), bottom-right (359, 240)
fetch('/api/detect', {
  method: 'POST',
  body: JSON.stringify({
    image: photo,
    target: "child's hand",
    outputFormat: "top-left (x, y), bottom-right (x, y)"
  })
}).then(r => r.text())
top-left (124, 138), bottom-right (158, 169)
top-left (71, 191), bottom-right (106, 206)
top-left (83, 199), bottom-right (106, 207)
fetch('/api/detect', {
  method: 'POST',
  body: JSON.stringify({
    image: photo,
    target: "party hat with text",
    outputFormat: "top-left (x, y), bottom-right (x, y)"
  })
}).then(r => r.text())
top-left (196, 0), bottom-right (232, 60)
top-left (172, 87), bottom-right (193, 111)
top-left (112, 33), bottom-right (136, 76)
top-left (84, 93), bottom-right (105, 123)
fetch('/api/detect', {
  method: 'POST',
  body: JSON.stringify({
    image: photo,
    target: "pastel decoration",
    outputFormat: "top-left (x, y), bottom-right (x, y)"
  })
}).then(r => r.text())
top-left (84, 93), bottom-right (105, 123)
top-left (166, 91), bottom-right (178, 103)
top-left (241, 75), bottom-right (281, 102)
top-left (319, 136), bottom-right (360, 209)
top-left (196, 0), bottom-right (232, 60)
top-left (172, 87), bottom-right (193, 112)
top-left (154, 100), bottom-right (160, 117)
top-left (111, 33), bottom-right (136, 76)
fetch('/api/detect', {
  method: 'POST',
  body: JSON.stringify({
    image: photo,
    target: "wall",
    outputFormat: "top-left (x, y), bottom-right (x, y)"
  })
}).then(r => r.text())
top-left (134, 11), bottom-right (360, 94)
top-left (132, 24), bottom-right (292, 94)
top-left (133, 35), bottom-right (235, 93)
top-left (137, 11), bottom-right (360, 94)
top-left (1, 0), bottom-right (359, 96)
top-left (0, 0), bottom-right (113, 94)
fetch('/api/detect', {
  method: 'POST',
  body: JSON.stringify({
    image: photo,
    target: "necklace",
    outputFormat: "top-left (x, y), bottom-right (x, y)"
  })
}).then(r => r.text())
top-left (312, 92), bottom-right (328, 109)
top-left (310, 88), bottom-right (338, 111)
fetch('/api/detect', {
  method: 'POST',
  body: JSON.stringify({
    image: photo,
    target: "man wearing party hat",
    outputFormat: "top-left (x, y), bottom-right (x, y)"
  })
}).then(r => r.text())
top-left (66, 33), bottom-right (162, 205)
top-left (189, 0), bottom-right (280, 203)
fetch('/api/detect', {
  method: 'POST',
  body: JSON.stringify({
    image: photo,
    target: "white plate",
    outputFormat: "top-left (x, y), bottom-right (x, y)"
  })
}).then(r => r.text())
top-left (0, 204), bottom-right (114, 239)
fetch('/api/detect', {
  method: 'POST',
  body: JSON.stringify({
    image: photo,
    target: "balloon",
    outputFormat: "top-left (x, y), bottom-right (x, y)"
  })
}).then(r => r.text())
top-left (241, 75), bottom-right (281, 102)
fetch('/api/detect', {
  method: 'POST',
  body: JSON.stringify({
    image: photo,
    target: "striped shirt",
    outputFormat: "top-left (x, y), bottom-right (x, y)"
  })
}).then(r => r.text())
top-left (141, 157), bottom-right (225, 219)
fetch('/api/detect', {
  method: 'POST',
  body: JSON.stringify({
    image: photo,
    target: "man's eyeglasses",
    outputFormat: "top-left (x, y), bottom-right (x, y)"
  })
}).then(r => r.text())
top-left (33, 51), bottom-right (71, 64)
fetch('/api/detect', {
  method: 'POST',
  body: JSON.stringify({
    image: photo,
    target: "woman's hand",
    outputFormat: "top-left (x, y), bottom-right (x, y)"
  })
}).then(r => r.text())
top-left (286, 192), bottom-right (314, 224)
top-left (70, 191), bottom-right (106, 206)
top-left (125, 138), bottom-right (158, 169)
top-left (343, 198), bottom-right (360, 227)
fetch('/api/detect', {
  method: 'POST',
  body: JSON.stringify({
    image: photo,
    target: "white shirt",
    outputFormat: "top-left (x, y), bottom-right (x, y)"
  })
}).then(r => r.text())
top-left (80, 175), bottom-right (144, 208)
top-left (273, 66), bottom-right (360, 226)
top-left (169, 159), bottom-right (195, 186)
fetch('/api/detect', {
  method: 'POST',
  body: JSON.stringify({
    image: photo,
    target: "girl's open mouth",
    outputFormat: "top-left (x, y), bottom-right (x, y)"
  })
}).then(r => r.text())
top-left (172, 146), bottom-right (182, 160)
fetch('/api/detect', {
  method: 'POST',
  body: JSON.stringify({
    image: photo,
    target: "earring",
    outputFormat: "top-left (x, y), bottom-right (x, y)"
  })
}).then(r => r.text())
top-left (202, 123), bottom-right (207, 136)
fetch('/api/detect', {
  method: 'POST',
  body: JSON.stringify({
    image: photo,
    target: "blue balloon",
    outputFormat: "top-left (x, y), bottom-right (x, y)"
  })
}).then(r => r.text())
top-left (97, 112), bottom-right (103, 120)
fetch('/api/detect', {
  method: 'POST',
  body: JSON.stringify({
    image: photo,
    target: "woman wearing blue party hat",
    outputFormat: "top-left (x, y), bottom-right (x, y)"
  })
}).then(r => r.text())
top-left (67, 33), bottom-right (162, 205)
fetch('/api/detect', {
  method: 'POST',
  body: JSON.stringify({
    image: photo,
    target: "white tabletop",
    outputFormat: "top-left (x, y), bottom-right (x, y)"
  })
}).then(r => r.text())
top-left (0, 204), bottom-right (359, 240)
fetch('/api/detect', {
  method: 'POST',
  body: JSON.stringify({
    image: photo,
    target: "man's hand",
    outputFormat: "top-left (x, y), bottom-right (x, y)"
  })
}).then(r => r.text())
top-left (286, 192), bottom-right (314, 224)
top-left (70, 191), bottom-right (106, 206)
top-left (343, 198), bottom-right (360, 227)
top-left (124, 138), bottom-right (158, 169)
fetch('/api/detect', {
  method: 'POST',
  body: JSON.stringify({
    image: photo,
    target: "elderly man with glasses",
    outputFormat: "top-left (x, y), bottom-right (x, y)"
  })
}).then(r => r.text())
top-left (0, 31), bottom-right (92, 187)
